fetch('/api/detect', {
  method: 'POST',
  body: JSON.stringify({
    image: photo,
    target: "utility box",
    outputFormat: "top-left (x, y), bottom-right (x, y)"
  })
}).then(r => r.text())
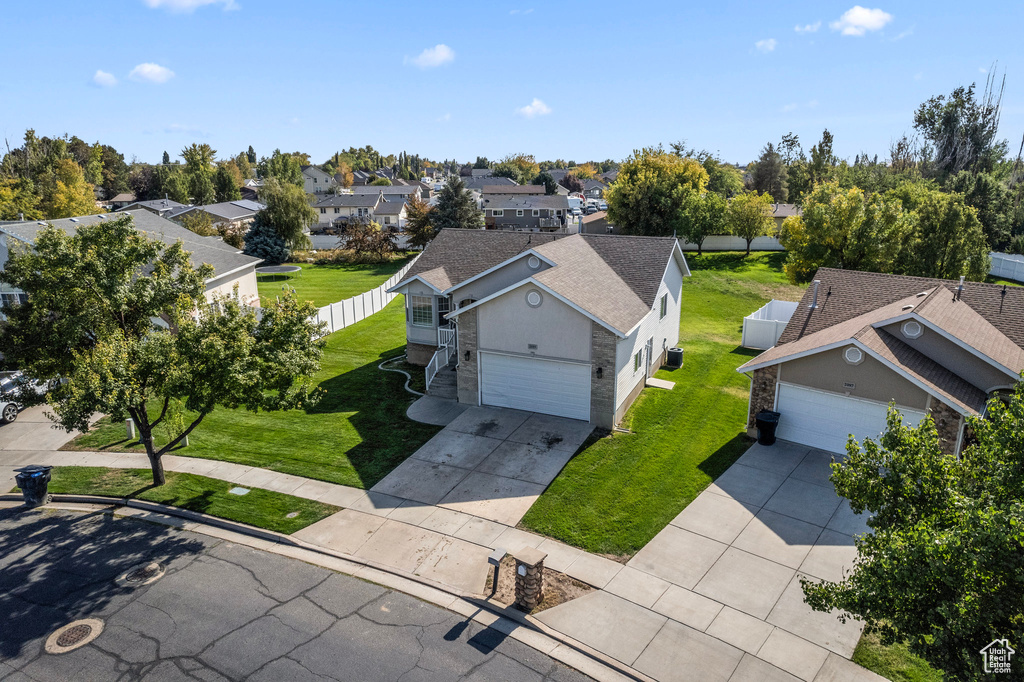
top-left (666, 347), bottom-right (684, 368)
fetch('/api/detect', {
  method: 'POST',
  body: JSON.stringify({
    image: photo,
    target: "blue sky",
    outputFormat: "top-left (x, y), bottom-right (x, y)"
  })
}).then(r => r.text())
top-left (3, 1), bottom-right (1023, 166)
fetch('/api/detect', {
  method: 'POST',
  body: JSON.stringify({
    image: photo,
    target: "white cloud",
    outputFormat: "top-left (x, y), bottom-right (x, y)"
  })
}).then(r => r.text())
top-left (830, 6), bottom-right (893, 36)
top-left (92, 70), bottom-right (117, 87)
top-left (755, 38), bottom-right (777, 53)
top-left (516, 98), bottom-right (551, 118)
top-left (437, 113), bottom-right (452, 122)
top-left (143, 0), bottom-right (238, 12)
top-left (795, 21), bottom-right (821, 33)
top-left (405, 44), bottom-right (455, 69)
top-left (129, 63), bottom-right (175, 83)
top-left (892, 27), bottom-right (913, 40)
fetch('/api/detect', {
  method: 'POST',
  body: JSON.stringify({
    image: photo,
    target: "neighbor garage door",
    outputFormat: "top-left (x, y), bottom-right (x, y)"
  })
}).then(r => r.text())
top-left (775, 383), bottom-right (927, 453)
top-left (479, 352), bottom-right (591, 421)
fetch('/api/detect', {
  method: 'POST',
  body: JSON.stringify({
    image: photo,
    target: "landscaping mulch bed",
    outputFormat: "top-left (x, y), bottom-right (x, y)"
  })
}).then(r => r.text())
top-left (484, 556), bottom-right (593, 615)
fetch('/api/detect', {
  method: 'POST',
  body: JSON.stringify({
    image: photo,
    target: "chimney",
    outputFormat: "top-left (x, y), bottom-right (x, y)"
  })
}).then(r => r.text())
top-left (809, 279), bottom-right (821, 309)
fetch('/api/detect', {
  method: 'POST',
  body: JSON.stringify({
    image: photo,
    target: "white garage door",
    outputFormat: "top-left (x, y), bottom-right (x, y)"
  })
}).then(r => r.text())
top-left (479, 352), bottom-right (591, 421)
top-left (775, 384), bottom-right (927, 453)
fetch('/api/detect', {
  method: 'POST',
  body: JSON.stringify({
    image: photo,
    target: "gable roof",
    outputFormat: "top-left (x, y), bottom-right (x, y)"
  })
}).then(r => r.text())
top-left (0, 210), bottom-right (260, 282)
top-left (772, 203), bottom-right (802, 219)
top-left (480, 194), bottom-right (570, 211)
top-left (314, 193), bottom-right (382, 208)
top-left (482, 185), bottom-right (545, 195)
top-left (121, 198), bottom-right (188, 213)
top-left (392, 229), bottom-right (685, 335)
top-left (349, 185), bottom-right (420, 196)
top-left (463, 176), bottom-right (516, 191)
top-left (168, 200), bottom-right (266, 222)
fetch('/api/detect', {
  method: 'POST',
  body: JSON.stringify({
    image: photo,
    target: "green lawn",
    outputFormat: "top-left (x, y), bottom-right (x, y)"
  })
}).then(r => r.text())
top-left (66, 300), bottom-right (442, 488)
top-left (520, 251), bottom-right (804, 557)
top-left (853, 632), bottom-right (944, 682)
top-left (36, 466), bottom-right (340, 534)
top-left (257, 256), bottom-right (415, 308)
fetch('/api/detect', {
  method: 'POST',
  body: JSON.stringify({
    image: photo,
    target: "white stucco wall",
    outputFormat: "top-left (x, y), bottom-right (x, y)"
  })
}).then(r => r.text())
top-left (449, 255), bottom-right (551, 306)
top-left (404, 283), bottom-right (442, 345)
top-left (476, 287), bottom-right (592, 362)
top-left (613, 257), bottom-right (684, 413)
top-left (205, 267), bottom-right (259, 307)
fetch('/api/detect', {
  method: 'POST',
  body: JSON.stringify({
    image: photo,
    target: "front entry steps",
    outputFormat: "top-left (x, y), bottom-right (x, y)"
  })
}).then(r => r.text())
top-left (427, 365), bottom-right (458, 400)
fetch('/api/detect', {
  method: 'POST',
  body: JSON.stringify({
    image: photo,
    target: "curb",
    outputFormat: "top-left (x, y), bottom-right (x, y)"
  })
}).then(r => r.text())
top-left (0, 493), bottom-right (654, 682)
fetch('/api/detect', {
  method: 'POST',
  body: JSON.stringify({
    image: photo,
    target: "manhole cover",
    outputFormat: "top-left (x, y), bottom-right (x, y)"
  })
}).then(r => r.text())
top-left (45, 619), bottom-right (104, 654)
top-left (115, 561), bottom-right (165, 588)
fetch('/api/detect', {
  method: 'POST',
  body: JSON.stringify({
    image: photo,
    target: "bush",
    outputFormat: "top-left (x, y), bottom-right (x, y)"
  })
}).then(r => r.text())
top-left (243, 215), bottom-right (289, 264)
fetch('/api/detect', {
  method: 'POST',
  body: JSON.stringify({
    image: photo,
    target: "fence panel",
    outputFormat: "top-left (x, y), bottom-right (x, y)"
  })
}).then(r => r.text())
top-left (990, 252), bottom-right (1024, 282)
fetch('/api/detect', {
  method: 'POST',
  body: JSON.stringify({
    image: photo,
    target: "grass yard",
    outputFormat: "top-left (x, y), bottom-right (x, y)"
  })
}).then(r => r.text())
top-left (521, 252), bottom-right (804, 557)
top-left (66, 300), bottom-right (441, 488)
top-left (257, 255), bottom-right (415, 308)
top-left (853, 632), bottom-right (944, 682)
top-left (34, 466), bottom-right (340, 534)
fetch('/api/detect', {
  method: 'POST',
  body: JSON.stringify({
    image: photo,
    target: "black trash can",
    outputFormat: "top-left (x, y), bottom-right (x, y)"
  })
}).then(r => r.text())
top-left (15, 465), bottom-right (53, 507)
top-left (755, 411), bottom-right (781, 446)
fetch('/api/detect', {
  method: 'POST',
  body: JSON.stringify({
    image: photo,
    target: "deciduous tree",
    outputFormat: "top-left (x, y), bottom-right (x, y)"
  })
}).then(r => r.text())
top-left (257, 178), bottom-right (317, 248)
top-left (43, 159), bottom-right (99, 218)
top-left (214, 164), bottom-right (241, 202)
top-left (404, 195), bottom-right (437, 248)
top-left (605, 147), bottom-right (708, 236)
top-left (559, 173), bottom-right (585, 194)
top-left (675, 192), bottom-right (726, 255)
top-left (533, 171), bottom-right (558, 195)
top-left (493, 154), bottom-right (541, 186)
top-left (725, 191), bottom-right (775, 255)
top-left (0, 215), bottom-right (324, 485)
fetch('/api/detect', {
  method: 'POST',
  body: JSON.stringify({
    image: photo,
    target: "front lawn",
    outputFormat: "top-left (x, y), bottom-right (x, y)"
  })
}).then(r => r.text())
top-left (36, 466), bottom-right (340, 534)
top-left (853, 632), bottom-right (944, 682)
top-left (257, 255), bottom-right (415, 308)
top-left (66, 300), bottom-right (441, 488)
top-left (521, 252), bottom-right (804, 557)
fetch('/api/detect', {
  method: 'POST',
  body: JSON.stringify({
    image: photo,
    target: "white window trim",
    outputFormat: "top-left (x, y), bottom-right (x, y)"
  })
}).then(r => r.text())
top-left (660, 293), bottom-right (668, 319)
top-left (633, 350), bottom-right (643, 373)
top-left (410, 295), bottom-right (434, 327)
top-left (516, 209), bottom-right (524, 217)
top-left (492, 209), bottom-right (504, 217)
top-left (532, 209), bottom-right (540, 216)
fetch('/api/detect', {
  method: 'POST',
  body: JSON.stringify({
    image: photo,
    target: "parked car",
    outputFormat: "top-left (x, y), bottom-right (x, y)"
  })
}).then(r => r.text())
top-left (571, 207), bottom-right (582, 217)
top-left (0, 371), bottom-right (48, 423)
top-left (585, 205), bottom-right (598, 215)
top-left (598, 201), bottom-right (608, 211)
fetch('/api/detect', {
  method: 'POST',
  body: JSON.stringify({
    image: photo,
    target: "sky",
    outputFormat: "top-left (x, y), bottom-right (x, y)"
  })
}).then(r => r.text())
top-left (3, 1), bottom-right (1024, 167)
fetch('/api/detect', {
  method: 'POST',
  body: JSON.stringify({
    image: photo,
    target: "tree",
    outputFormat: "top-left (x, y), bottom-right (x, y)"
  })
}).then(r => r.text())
top-left (158, 168), bottom-right (191, 204)
top-left (702, 158), bottom-right (744, 198)
top-left (189, 171), bottom-right (215, 205)
top-left (247, 146), bottom-right (256, 164)
top-left (369, 177), bottom-right (392, 186)
top-left (162, 151), bottom-right (171, 165)
top-left (0, 215), bottom-right (324, 485)
top-left (560, 173), bottom-right (585, 194)
top-left (903, 189), bottom-right (990, 281)
top-left (778, 183), bottom-right (913, 283)
top-left (213, 165), bottom-right (241, 202)
top-left (493, 154), bottom-right (541, 185)
top-left (473, 156), bottom-right (490, 169)
top-left (181, 143), bottom-right (216, 173)
top-left (807, 129), bottom-right (838, 189)
top-left (567, 163), bottom-right (597, 180)
top-left (179, 211), bottom-right (217, 237)
top-left (256, 178), bottom-right (317, 248)
top-left (257, 149), bottom-right (304, 187)
top-left (234, 152), bottom-right (253, 181)
top-left (725, 191), bottom-right (775, 255)
top-left (533, 171), bottom-right (558, 195)
top-left (604, 147), bottom-right (708, 236)
top-left (675, 192), bottom-right (726, 255)
top-left (802, 384), bottom-right (1024, 680)
top-left (344, 221), bottom-right (397, 261)
top-left (945, 170), bottom-right (1011, 249)
top-left (243, 214), bottom-right (290, 264)
top-left (0, 178), bottom-right (42, 220)
top-left (43, 159), bottom-right (99, 218)
top-left (432, 177), bottom-right (483, 230)
top-left (404, 195), bottom-right (437, 249)
top-left (913, 73), bottom-right (1007, 176)
top-left (750, 142), bottom-right (788, 202)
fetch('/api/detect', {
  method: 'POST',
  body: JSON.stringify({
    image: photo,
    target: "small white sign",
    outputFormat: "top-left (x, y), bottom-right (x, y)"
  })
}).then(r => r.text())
top-left (980, 638), bottom-right (1015, 674)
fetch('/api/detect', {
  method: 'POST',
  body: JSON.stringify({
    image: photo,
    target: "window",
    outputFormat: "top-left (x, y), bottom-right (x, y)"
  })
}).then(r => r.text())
top-left (492, 209), bottom-right (504, 217)
top-left (410, 296), bottom-right (433, 326)
top-left (384, 217), bottom-right (391, 224)
top-left (555, 210), bottom-right (562, 215)
top-left (532, 209), bottom-right (540, 216)
top-left (844, 346), bottom-right (864, 365)
top-left (634, 349), bottom-right (643, 373)
top-left (516, 209), bottom-right (524, 217)
top-left (320, 207), bottom-right (326, 214)
top-left (334, 207), bottom-right (340, 214)
top-left (901, 320), bottom-right (923, 339)
top-left (1, 293), bottom-right (26, 308)
top-left (660, 294), bottom-right (668, 319)
top-left (436, 296), bottom-right (450, 319)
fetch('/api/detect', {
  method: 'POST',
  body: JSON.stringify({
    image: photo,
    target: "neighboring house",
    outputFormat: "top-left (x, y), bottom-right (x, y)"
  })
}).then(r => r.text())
top-left (601, 170), bottom-right (619, 183)
top-left (481, 185), bottom-right (545, 196)
top-left (350, 185), bottom-right (425, 202)
top-left (167, 199), bottom-right (266, 230)
top-left (462, 176), bottom-right (516, 193)
top-left (109, 193), bottom-right (137, 210)
top-left (470, 168), bottom-right (493, 178)
top-left (581, 211), bottom-right (616, 234)
top-left (772, 203), bottom-right (801, 229)
top-left (121, 198), bottom-right (189, 218)
top-left (0, 210), bottom-right (262, 309)
top-left (313, 191), bottom-right (407, 227)
top-left (480, 194), bottom-right (571, 231)
top-left (387, 229), bottom-right (689, 427)
top-left (582, 179), bottom-right (608, 199)
top-left (301, 165), bottom-right (337, 195)
top-left (738, 268), bottom-right (1024, 455)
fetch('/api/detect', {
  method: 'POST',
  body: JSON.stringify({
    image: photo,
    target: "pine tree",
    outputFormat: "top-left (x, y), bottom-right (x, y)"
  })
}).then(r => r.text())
top-left (247, 146), bottom-right (256, 164)
top-left (243, 215), bottom-right (290, 264)
top-left (162, 150), bottom-right (171, 165)
top-left (433, 177), bottom-right (483, 230)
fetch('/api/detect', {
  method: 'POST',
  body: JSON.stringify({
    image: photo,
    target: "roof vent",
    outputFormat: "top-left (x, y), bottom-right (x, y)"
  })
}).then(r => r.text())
top-left (916, 291), bottom-right (928, 297)
top-left (69, 218), bottom-right (79, 223)
top-left (902, 304), bottom-right (913, 311)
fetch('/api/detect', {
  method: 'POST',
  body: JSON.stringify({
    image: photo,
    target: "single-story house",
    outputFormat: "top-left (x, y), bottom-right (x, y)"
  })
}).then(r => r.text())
top-left (481, 194), bottom-right (571, 232)
top-left (301, 165), bottom-right (337, 195)
top-left (0, 210), bottom-right (262, 309)
top-left (387, 229), bottom-right (689, 428)
top-left (121, 198), bottom-right (189, 218)
top-left (166, 199), bottom-right (266, 230)
top-left (109, 193), bottom-right (137, 210)
top-left (313, 191), bottom-right (407, 228)
top-left (738, 268), bottom-right (1024, 455)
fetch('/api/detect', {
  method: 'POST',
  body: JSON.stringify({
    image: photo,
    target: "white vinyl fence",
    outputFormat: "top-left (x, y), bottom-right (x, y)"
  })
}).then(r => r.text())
top-left (990, 252), bottom-right (1024, 283)
top-left (742, 299), bottom-right (799, 350)
top-left (309, 254), bottom-right (420, 335)
top-left (678, 235), bottom-right (785, 252)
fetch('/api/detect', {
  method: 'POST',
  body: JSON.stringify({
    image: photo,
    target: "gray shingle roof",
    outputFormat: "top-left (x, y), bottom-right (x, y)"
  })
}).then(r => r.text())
top-left (482, 185), bottom-right (545, 195)
top-left (463, 176), bottom-right (516, 191)
top-left (396, 229), bottom-right (681, 332)
top-left (168, 200), bottom-right (265, 222)
top-left (480, 194), bottom-right (570, 211)
top-left (0, 210), bottom-right (260, 281)
top-left (350, 186), bottom-right (420, 196)
top-left (121, 198), bottom-right (188, 213)
top-left (314, 194), bottom-right (382, 208)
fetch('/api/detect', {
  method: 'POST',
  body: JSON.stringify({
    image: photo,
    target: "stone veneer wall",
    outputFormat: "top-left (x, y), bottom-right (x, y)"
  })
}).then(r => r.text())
top-left (590, 323), bottom-right (617, 428)
top-left (747, 365), bottom-right (779, 429)
top-left (456, 309), bottom-right (479, 406)
top-left (928, 397), bottom-right (963, 455)
top-left (406, 342), bottom-right (438, 367)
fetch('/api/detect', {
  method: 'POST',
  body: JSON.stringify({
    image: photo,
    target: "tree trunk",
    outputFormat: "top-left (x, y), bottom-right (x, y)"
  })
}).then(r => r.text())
top-left (147, 451), bottom-right (166, 486)
top-left (746, 239), bottom-right (752, 256)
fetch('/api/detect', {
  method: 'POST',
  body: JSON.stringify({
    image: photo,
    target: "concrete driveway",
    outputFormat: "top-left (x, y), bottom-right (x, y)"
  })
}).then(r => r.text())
top-left (536, 440), bottom-right (880, 682)
top-left (0, 405), bottom-right (81, 452)
top-left (371, 407), bottom-right (594, 527)
top-left (0, 508), bottom-right (592, 682)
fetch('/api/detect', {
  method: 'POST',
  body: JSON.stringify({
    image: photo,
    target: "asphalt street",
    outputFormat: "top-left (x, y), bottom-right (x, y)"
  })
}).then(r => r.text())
top-left (0, 508), bottom-right (592, 682)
